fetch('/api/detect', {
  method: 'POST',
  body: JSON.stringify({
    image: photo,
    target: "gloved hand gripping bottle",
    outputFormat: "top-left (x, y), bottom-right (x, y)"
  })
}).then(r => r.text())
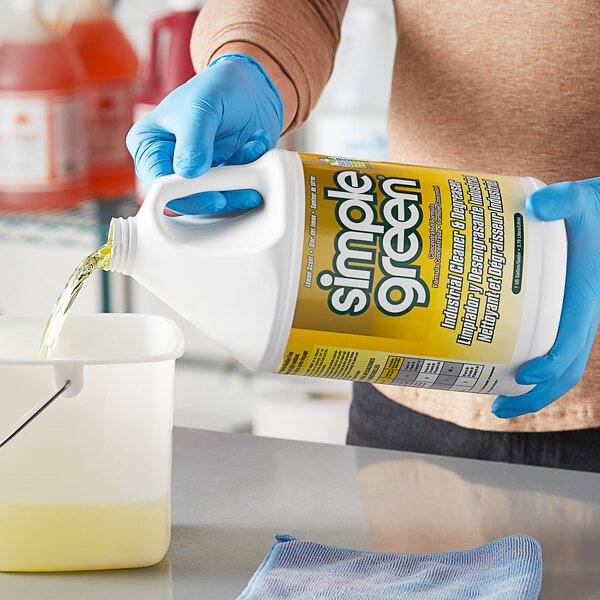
top-left (108, 149), bottom-right (567, 399)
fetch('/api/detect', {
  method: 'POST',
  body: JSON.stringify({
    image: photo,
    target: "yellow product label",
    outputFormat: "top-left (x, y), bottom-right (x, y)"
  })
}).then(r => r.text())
top-left (277, 154), bottom-right (528, 393)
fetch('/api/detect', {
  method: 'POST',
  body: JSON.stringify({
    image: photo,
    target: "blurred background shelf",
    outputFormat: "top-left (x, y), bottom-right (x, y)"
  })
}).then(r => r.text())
top-left (0, 199), bottom-right (135, 314)
top-left (0, 198), bottom-right (135, 247)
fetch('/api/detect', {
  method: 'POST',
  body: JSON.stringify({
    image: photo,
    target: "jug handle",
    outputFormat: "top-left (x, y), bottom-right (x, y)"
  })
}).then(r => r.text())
top-left (140, 160), bottom-right (265, 235)
top-left (0, 381), bottom-right (71, 450)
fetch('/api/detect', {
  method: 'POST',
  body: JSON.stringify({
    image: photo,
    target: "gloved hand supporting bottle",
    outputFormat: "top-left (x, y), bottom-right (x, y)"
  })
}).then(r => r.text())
top-left (126, 52), bottom-right (284, 214)
top-left (493, 177), bottom-right (600, 418)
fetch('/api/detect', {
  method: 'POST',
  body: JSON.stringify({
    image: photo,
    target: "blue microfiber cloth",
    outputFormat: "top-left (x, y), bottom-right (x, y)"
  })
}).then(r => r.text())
top-left (237, 534), bottom-right (542, 600)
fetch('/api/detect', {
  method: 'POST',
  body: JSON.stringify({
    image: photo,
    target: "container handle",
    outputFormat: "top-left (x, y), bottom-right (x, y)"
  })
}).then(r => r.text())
top-left (0, 380), bottom-right (71, 450)
top-left (139, 161), bottom-right (265, 234)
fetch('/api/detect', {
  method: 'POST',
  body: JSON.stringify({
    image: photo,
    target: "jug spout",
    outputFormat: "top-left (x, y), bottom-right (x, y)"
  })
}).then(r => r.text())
top-left (53, 363), bottom-right (84, 397)
top-left (108, 216), bottom-right (137, 276)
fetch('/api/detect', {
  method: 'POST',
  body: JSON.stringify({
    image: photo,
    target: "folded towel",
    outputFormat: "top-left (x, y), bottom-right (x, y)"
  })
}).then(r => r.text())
top-left (237, 534), bottom-right (542, 600)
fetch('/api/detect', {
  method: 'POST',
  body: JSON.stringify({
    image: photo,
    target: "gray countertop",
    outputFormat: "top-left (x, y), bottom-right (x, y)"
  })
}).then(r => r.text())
top-left (2, 428), bottom-right (599, 599)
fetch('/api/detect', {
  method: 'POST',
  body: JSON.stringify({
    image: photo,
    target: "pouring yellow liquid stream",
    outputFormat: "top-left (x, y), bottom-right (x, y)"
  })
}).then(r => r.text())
top-left (38, 239), bottom-right (112, 359)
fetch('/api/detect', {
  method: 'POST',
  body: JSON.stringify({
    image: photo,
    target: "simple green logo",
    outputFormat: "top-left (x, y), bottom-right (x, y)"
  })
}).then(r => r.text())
top-left (318, 170), bottom-right (429, 316)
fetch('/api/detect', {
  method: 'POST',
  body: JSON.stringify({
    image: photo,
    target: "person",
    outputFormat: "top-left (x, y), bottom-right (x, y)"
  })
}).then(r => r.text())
top-left (127, 0), bottom-right (600, 472)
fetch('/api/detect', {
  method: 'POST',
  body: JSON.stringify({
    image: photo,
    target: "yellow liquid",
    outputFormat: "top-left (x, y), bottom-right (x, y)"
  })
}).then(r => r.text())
top-left (38, 239), bottom-right (112, 359)
top-left (0, 496), bottom-right (170, 572)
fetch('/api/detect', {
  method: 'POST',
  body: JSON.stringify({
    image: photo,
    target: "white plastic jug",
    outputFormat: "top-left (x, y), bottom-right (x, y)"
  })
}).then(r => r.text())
top-left (108, 149), bottom-right (566, 397)
top-left (0, 313), bottom-right (184, 572)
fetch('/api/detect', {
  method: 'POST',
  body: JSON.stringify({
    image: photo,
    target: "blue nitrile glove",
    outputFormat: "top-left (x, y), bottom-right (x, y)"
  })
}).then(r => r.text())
top-left (126, 53), bottom-right (284, 214)
top-left (493, 177), bottom-right (600, 419)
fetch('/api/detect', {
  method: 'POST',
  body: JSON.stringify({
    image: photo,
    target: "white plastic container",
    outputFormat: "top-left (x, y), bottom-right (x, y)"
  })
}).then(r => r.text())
top-left (0, 313), bottom-right (184, 572)
top-left (252, 378), bottom-right (352, 445)
top-left (109, 149), bottom-right (566, 397)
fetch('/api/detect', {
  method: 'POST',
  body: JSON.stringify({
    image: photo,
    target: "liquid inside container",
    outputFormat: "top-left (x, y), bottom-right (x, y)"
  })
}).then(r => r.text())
top-left (0, 314), bottom-right (184, 572)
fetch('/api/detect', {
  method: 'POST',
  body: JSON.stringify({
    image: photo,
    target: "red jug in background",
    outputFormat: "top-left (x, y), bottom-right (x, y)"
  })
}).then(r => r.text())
top-left (135, 0), bottom-right (201, 205)
top-left (57, 0), bottom-right (138, 200)
top-left (138, 0), bottom-right (199, 109)
top-left (0, 0), bottom-right (87, 212)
